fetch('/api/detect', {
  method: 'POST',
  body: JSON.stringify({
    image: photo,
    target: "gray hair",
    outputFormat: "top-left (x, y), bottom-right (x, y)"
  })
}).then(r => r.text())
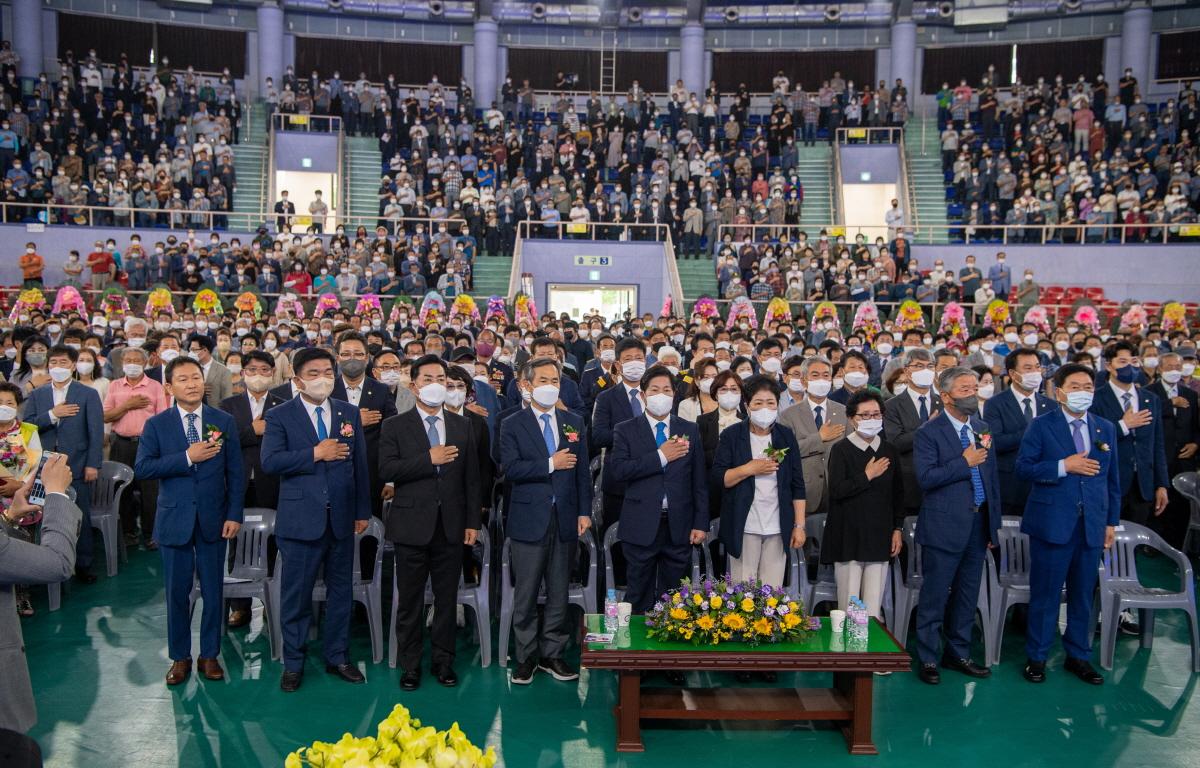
top-left (124, 316), bottom-right (148, 334)
top-left (1161, 351), bottom-right (1182, 366)
top-left (903, 347), bottom-right (933, 367)
top-left (938, 365), bottom-right (978, 395)
top-left (800, 354), bottom-right (833, 377)
top-left (522, 355), bottom-right (561, 383)
top-left (122, 345), bottom-right (149, 363)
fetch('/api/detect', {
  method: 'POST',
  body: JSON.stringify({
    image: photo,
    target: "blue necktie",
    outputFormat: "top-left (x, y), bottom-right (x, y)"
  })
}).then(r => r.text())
top-left (541, 413), bottom-right (556, 455)
top-left (630, 389), bottom-right (642, 418)
top-left (655, 420), bottom-right (667, 447)
top-left (814, 405), bottom-right (823, 428)
top-left (315, 406), bottom-right (328, 440)
top-left (919, 395), bottom-right (929, 421)
top-left (960, 424), bottom-right (985, 506)
top-left (426, 415), bottom-right (440, 447)
top-left (1071, 419), bottom-right (1087, 454)
top-left (185, 412), bottom-right (200, 444)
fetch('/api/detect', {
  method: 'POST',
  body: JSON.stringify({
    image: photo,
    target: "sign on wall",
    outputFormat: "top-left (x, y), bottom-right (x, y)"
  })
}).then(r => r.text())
top-left (574, 255), bottom-right (613, 267)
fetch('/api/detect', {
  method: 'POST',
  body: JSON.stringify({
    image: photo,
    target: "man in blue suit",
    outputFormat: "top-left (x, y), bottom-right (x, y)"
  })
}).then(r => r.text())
top-left (913, 366), bottom-right (1002, 685)
top-left (607, 364), bottom-right (708, 615)
top-left (261, 347), bottom-right (371, 692)
top-left (498, 356), bottom-right (592, 686)
top-left (25, 344), bottom-right (104, 582)
top-left (982, 348), bottom-right (1056, 518)
top-left (503, 337), bottom-right (585, 416)
top-left (1016, 363), bottom-right (1120, 686)
top-left (135, 357), bottom-right (245, 686)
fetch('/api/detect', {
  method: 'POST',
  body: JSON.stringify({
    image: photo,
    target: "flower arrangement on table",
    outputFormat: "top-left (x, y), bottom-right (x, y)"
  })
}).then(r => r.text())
top-left (144, 287), bottom-right (175, 318)
top-left (764, 296), bottom-right (792, 325)
top-left (1120, 303), bottom-right (1148, 333)
top-left (852, 301), bottom-right (882, 341)
top-left (51, 286), bottom-right (86, 316)
top-left (692, 295), bottom-right (719, 321)
top-left (1162, 302), bottom-right (1189, 334)
top-left (192, 288), bottom-right (222, 315)
top-left (1022, 305), bottom-right (1051, 336)
top-left (285, 704), bottom-right (496, 768)
top-left (235, 290), bottom-right (264, 320)
top-left (982, 299), bottom-right (1010, 330)
top-left (452, 294), bottom-right (482, 325)
top-left (354, 293), bottom-right (382, 318)
top-left (484, 296), bottom-right (509, 325)
top-left (895, 299), bottom-right (925, 331)
top-left (646, 577), bottom-right (816, 646)
top-left (1073, 304), bottom-right (1101, 334)
top-left (726, 295), bottom-right (758, 329)
top-left (314, 293), bottom-right (343, 317)
top-left (9, 288), bottom-right (47, 322)
top-left (936, 302), bottom-right (968, 345)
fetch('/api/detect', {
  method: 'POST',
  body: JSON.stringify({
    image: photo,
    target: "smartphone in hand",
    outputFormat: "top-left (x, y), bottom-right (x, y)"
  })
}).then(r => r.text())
top-left (27, 452), bottom-right (55, 507)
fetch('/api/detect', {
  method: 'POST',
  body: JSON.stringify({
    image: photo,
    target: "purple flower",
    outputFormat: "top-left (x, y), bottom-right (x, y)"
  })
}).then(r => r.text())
top-left (653, 602), bottom-right (664, 613)
top-left (760, 584), bottom-right (773, 596)
top-left (701, 601), bottom-right (709, 611)
top-left (763, 606), bottom-right (775, 617)
top-left (726, 585), bottom-right (735, 595)
top-left (777, 604), bottom-right (789, 615)
top-left (807, 617), bottom-right (822, 630)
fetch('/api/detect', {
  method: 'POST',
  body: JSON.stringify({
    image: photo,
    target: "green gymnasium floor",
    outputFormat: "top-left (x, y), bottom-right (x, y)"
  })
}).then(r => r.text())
top-left (22, 547), bottom-right (1200, 768)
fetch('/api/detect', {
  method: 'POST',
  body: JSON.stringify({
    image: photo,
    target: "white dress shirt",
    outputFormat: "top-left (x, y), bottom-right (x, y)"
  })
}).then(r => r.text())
top-left (906, 385), bottom-right (934, 417)
top-left (416, 406), bottom-right (446, 446)
top-left (807, 396), bottom-right (829, 424)
top-left (342, 377), bottom-right (363, 407)
top-left (48, 380), bottom-right (70, 424)
top-left (1110, 379), bottom-right (1138, 435)
top-left (248, 391), bottom-right (267, 420)
top-left (179, 403), bottom-right (203, 466)
top-left (301, 396), bottom-right (333, 437)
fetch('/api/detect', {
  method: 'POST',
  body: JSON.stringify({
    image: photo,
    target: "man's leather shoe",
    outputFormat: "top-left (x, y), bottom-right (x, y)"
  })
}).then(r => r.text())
top-left (1023, 660), bottom-right (1046, 683)
top-left (735, 671), bottom-right (753, 683)
top-left (538, 657), bottom-right (579, 681)
top-left (74, 569), bottom-right (97, 585)
top-left (166, 659), bottom-right (192, 686)
top-left (280, 670), bottom-right (303, 692)
top-left (197, 657), bottom-right (225, 681)
top-left (510, 659), bottom-right (536, 685)
top-left (227, 609), bottom-right (250, 629)
top-left (918, 663), bottom-right (941, 685)
top-left (433, 665), bottom-right (458, 687)
top-left (326, 663), bottom-right (366, 684)
top-left (942, 656), bottom-right (991, 678)
top-left (1064, 657), bottom-right (1104, 685)
top-left (1119, 611), bottom-right (1141, 636)
top-left (664, 670), bottom-right (686, 685)
top-left (400, 670), bottom-right (421, 691)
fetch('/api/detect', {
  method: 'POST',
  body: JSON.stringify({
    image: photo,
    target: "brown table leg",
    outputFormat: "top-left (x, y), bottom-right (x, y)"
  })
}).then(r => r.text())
top-left (835, 671), bottom-right (878, 755)
top-left (615, 670), bottom-right (645, 752)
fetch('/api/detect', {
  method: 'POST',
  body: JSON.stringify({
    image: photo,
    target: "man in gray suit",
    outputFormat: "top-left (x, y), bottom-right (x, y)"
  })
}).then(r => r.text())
top-left (187, 333), bottom-right (233, 406)
top-left (780, 355), bottom-right (847, 516)
top-left (0, 454), bottom-right (79, 732)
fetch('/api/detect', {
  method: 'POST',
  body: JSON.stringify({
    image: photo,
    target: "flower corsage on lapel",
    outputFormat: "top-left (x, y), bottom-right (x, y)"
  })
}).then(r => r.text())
top-left (562, 424), bottom-right (580, 443)
top-left (974, 426), bottom-right (992, 450)
top-left (203, 424), bottom-right (224, 447)
top-left (340, 422), bottom-right (355, 439)
top-left (1096, 438), bottom-right (1111, 452)
top-left (763, 445), bottom-right (789, 462)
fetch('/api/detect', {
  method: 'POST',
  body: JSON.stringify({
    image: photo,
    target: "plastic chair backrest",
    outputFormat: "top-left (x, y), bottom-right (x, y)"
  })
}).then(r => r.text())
top-left (229, 508), bottom-right (275, 580)
top-left (355, 517), bottom-right (385, 585)
top-left (1103, 522), bottom-right (1169, 582)
top-left (469, 526), bottom-right (491, 589)
top-left (578, 527), bottom-right (597, 588)
top-left (804, 512), bottom-right (826, 565)
top-left (903, 516), bottom-right (922, 581)
top-left (501, 537), bottom-right (513, 588)
top-left (997, 516), bottom-right (1030, 579)
top-left (1172, 471), bottom-right (1200, 505)
top-left (92, 461), bottom-right (133, 508)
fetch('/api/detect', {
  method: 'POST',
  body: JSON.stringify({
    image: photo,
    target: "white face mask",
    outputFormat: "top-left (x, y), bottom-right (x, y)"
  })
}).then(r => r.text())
top-left (0, 405), bottom-right (16, 422)
top-left (761, 357), bottom-right (783, 375)
top-left (717, 391), bottom-right (741, 411)
top-left (1020, 371), bottom-right (1043, 391)
top-left (160, 349), bottom-right (180, 362)
top-left (49, 367), bottom-right (73, 383)
top-left (716, 359), bottom-right (731, 372)
top-left (646, 392), bottom-right (674, 418)
top-left (787, 378), bottom-right (805, 394)
top-left (910, 369), bottom-right (935, 388)
top-left (76, 361), bottom-right (95, 376)
top-left (444, 388), bottom-right (467, 409)
top-left (1086, 346), bottom-right (1103, 359)
top-left (302, 376), bottom-right (335, 401)
top-left (893, 383), bottom-right (908, 396)
top-left (749, 407), bottom-right (778, 429)
top-left (1162, 370), bottom-right (1184, 384)
top-left (600, 348), bottom-right (616, 364)
top-left (875, 342), bottom-right (894, 356)
top-left (532, 384), bottom-right (560, 408)
top-left (417, 382), bottom-right (447, 407)
top-left (1004, 332), bottom-right (1020, 344)
top-left (1183, 363), bottom-right (1197, 377)
top-left (856, 418), bottom-right (883, 438)
top-left (806, 379), bottom-right (831, 398)
top-left (1143, 357), bottom-right (1159, 369)
top-left (699, 377), bottom-right (715, 394)
top-left (127, 337), bottom-right (145, 348)
top-left (620, 359), bottom-right (646, 382)
top-left (844, 371), bottom-right (869, 388)
top-left (1023, 333), bottom-right (1039, 347)
top-left (121, 362), bottom-right (144, 378)
top-left (978, 383), bottom-right (995, 399)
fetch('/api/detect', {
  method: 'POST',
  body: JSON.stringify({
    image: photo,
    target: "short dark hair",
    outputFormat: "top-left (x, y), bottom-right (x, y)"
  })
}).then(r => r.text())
top-left (0, 381), bottom-right (24, 406)
top-left (845, 389), bottom-right (885, 419)
top-left (292, 347), bottom-right (336, 377)
top-left (411, 353), bottom-right (448, 379)
top-left (1054, 362), bottom-right (1095, 388)
top-left (615, 336), bottom-right (647, 358)
top-left (47, 344), bottom-right (79, 363)
top-left (165, 356), bottom-right (204, 382)
top-left (841, 349), bottom-right (870, 370)
top-left (1106, 340), bottom-right (1136, 360)
top-left (242, 350), bottom-right (276, 369)
top-left (187, 333), bottom-right (215, 353)
top-left (1005, 347), bottom-right (1040, 374)
top-left (756, 338), bottom-right (784, 356)
top-left (640, 364), bottom-right (676, 393)
top-left (446, 365), bottom-right (474, 394)
top-left (334, 330), bottom-right (368, 353)
top-left (742, 374), bottom-right (780, 405)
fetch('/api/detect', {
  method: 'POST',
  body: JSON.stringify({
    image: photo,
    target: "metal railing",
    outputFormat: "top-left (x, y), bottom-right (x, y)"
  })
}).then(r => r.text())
top-left (698, 297), bottom-right (1147, 325)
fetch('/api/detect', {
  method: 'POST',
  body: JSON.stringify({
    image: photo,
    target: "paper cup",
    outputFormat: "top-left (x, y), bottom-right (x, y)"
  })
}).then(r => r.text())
top-left (617, 602), bottom-right (633, 626)
top-left (616, 627), bottom-right (632, 648)
top-left (830, 609), bottom-right (847, 633)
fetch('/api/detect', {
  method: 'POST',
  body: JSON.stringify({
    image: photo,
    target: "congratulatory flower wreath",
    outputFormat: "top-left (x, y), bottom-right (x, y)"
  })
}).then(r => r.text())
top-left (646, 577), bottom-right (816, 647)
top-left (286, 704), bottom-right (496, 768)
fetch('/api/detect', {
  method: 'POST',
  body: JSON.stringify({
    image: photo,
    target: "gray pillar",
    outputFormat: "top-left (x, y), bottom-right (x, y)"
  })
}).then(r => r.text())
top-left (257, 2), bottom-right (285, 93)
top-left (1120, 6), bottom-right (1152, 93)
top-left (13, 0), bottom-right (43, 77)
top-left (889, 20), bottom-right (917, 96)
top-left (680, 22), bottom-right (705, 98)
top-left (474, 20), bottom-right (499, 108)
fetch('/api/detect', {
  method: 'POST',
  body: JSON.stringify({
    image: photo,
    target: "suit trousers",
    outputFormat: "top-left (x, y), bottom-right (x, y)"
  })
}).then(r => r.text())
top-left (71, 476), bottom-right (93, 571)
top-left (160, 519), bottom-right (226, 661)
top-left (277, 520), bottom-right (355, 672)
top-left (511, 511), bottom-right (571, 664)
top-left (1025, 517), bottom-right (1101, 663)
top-left (729, 532), bottom-right (786, 589)
top-left (623, 515), bottom-right (690, 614)
top-left (392, 509), bottom-right (464, 672)
top-left (915, 507), bottom-right (988, 665)
top-left (834, 561), bottom-right (888, 618)
top-left (110, 434), bottom-right (158, 538)
top-left (1120, 481), bottom-right (1153, 527)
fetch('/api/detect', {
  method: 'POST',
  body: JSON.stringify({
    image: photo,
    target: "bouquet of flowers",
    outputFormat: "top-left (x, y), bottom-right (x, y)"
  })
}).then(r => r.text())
top-left (646, 577), bottom-right (815, 647)
top-left (144, 287), bottom-right (176, 318)
top-left (1120, 303), bottom-right (1149, 332)
top-left (192, 288), bottom-right (222, 315)
top-left (764, 296), bottom-right (792, 325)
top-left (235, 290), bottom-right (264, 320)
top-left (895, 299), bottom-right (926, 331)
top-left (9, 288), bottom-right (47, 322)
top-left (1073, 304), bottom-right (1101, 334)
top-left (1162, 302), bottom-right (1188, 334)
top-left (274, 293), bottom-right (306, 320)
top-left (937, 302), bottom-right (968, 344)
top-left (763, 444), bottom-right (790, 462)
top-left (51, 286), bottom-right (86, 316)
top-left (514, 293), bottom-right (538, 328)
top-left (661, 294), bottom-right (674, 319)
top-left (285, 704), bottom-right (496, 768)
top-left (419, 291), bottom-right (447, 329)
top-left (982, 299), bottom-right (1010, 330)
top-left (852, 301), bottom-right (882, 341)
top-left (101, 286), bottom-right (130, 321)
top-left (1022, 305), bottom-right (1051, 336)
top-left (484, 296), bottom-right (509, 325)
top-left (452, 294), bottom-right (482, 324)
top-left (726, 295), bottom-right (758, 329)
top-left (812, 301), bottom-right (839, 326)
top-left (354, 293), bottom-right (382, 318)
top-left (314, 293), bottom-right (342, 317)
top-left (388, 296), bottom-right (415, 325)
top-left (692, 295), bottom-right (719, 320)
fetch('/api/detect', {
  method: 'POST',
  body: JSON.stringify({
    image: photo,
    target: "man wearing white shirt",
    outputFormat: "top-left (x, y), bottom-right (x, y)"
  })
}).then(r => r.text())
top-left (884, 348), bottom-right (943, 516)
top-left (781, 356), bottom-right (847, 516)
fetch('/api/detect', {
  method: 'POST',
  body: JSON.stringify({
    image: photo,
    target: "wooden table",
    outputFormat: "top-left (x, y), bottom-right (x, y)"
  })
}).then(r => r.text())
top-left (580, 614), bottom-right (911, 754)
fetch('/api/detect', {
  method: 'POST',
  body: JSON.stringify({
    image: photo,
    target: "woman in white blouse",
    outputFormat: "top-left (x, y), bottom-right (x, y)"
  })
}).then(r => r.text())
top-left (676, 359), bottom-right (719, 423)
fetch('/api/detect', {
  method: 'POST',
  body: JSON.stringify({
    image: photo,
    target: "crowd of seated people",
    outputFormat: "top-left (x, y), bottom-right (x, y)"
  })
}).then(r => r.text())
top-left (0, 46), bottom-right (242, 227)
top-left (937, 69), bottom-right (1199, 242)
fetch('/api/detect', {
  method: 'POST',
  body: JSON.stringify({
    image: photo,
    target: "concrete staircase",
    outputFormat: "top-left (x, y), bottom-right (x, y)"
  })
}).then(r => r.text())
top-left (471, 255), bottom-right (513, 299)
top-left (904, 115), bottom-right (951, 244)
top-left (796, 145), bottom-right (834, 231)
top-left (344, 136), bottom-right (383, 229)
top-left (676, 256), bottom-right (719, 306)
top-left (230, 100), bottom-right (269, 230)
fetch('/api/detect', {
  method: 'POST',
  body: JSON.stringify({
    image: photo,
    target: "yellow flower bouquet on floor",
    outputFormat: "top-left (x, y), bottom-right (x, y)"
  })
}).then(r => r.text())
top-left (646, 578), bottom-right (817, 647)
top-left (285, 704), bottom-right (496, 767)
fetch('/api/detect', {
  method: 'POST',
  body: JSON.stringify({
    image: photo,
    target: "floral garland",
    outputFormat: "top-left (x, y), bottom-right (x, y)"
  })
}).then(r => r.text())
top-left (937, 301), bottom-right (969, 344)
top-left (895, 299), bottom-right (926, 331)
top-left (314, 293), bottom-right (343, 317)
top-left (101, 288), bottom-right (130, 320)
top-left (661, 294), bottom-right (673, 319)
top-left (764, 296), bottom-right (792, 325)
top-left (451, 294), bottom-right (482, 324)
top-left (1162, 302), bottom-right (1189, 333)
top-left (419, 291), bottom-right (447, 329)
top-left (285, 705), bottom-right (496, 768)
top-left (812, 301), bottom-right (839, 325)
top-left (646, 578), bottom-right (816, 647)
top-left (484, 296), bottom-right (508, 325)
top-left (692, 295), bottom-right (719, 320)
top-left (726, 295), bottom-right (758, 329)
top-left (852, 301), bottom-right (882, 341)
top-left (1073, 304), bottom-right (1101, 334)
top-left (274, 293), bottom-right (306, 320)
top-left (8, 288), bottom-right (47, 322)
top-left (388, 296), bottom-right (414, 324)
top-left (514, 293), bottom-right (538, 328)
top-left (144, 287), bottom-right (175, 318)
top-left (354, 294), bottom-right (382, 317)
top-left (982, 299), bottom-right (1010, 330)
top-left (1021, 305), bottom-right (1051, 336)
top-left (234, 291), bottom-right (264, 320)
top-left (192, 289), bottom-right (223, 315)
top-left (51, 286), bottom-right (86, 316)
top-left (1120, 303), bottom-right (1149, 331)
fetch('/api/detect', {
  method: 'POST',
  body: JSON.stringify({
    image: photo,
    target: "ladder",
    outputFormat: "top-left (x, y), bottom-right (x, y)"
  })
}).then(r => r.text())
top-left (600, 28), bottom-right (617, 94)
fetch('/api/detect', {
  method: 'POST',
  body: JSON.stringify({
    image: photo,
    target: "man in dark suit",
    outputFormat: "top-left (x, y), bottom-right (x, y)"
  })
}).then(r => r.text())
top-left (378, 355), bottom-right (481, 691)
top-left (884, 348), bottom-right (943, 518)
top-left (912, 366), bottom-right (1002, 685)
top-left (135, 357), bottom-right (245, 685)
top-left (24, 344), bottom-right (104, 582)
top-left (503, 337), bottom-right (585, 416)
top-left (606, 365), bottom-right (707, 614)
top-left (579, 333), bottom-right (618, 414)
top-left (220, 350), bottom-right (286, 628)
top-left (1149, 352), bottom-right (1200, 548)
top-left (1015, 363), bottom-right (1120, 686)
top-left (983, 348), bottom-right (1056, 518)
top-left (498, 356), bottom-right (592, 686)
top-left (274, 191), bottom-right (296, 232)
top-left (261, 348), bottom-right (371, 692)
top-left (445, 367), bottom-right (496, 514)
top-left (333, 331), bottom-right (398, 517)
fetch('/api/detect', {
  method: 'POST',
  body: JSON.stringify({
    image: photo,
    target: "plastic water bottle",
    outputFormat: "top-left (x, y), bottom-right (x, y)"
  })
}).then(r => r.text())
top-left (851, 598), bottom-right (870, 640)
top-left (604, 589), bottom-right (619, 632)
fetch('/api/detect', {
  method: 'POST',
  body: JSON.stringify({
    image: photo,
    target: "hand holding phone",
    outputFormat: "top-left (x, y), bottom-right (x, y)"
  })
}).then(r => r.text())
top-left (27, 453), bottom-right (72, 507)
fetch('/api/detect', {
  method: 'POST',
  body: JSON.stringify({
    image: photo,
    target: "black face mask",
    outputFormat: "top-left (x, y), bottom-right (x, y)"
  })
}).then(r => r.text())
top-left (367, 343), bottom-right (384, 357)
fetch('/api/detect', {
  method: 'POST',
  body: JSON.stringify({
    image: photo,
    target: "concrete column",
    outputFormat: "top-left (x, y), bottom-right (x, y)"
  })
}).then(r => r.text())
top-left (257, 2), bottom-right (284, 94)
top-left (474, 20), bottom-right (499, 108)
top-left (1120, 6), bottom-right (1152, 94)
top-left (12, 0), bottom-right (43, 78)
top-left (461, 43), bottom-right (474, 95)
top-left (680, 22), bottom-right (705, 98)
top-left (40, 9), bottom-right (56, 81)
top-left (889, 20), bottom-right (917, 97)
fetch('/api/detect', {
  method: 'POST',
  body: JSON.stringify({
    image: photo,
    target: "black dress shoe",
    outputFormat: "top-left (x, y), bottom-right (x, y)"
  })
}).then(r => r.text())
top-left (280, 670), bottom-right (303, 692)
top-left (400, 670), bottom-right (421, 691)
top-left (74, 569), bottom-right (97, 585)
top-left (1118, 612), bottom-right (1141, 636)
top-left (1023, 660), bottom-right (1046, 684)
top-left (538, 657), bottom-right (579, 681)
top-left (1064, 657), bottom-right (1104, 685)
top-left (735, 671), bottom-right (753, 683)
top-left (918, 663), bottom-right (941, 685)
top-left (433, 665), bottom-right (458, 687)
top-left (664, 670), bottom-right (686, 685)
top-left (326, 663), bottom-right (366, 684)
top-left (510, 659), bottom-right (537, 685)
top-left (941, 656), bottom-right (991, 678)
top-left (758, 671), bottom-right (778, 683)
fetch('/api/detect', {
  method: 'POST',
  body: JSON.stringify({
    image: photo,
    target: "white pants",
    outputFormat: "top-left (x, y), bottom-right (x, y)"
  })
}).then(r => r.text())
top-left (834, 561), bottom-right (888, 618)
top-left (729, 533), bottom-right (786, 588)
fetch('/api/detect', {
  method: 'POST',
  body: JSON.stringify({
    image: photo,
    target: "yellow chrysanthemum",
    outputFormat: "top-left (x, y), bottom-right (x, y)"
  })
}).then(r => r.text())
top-left (696, 615), bottom-right (716, 631)
top-left (692, 593), bottom-right (704, 606)
top-left (788, 602), bottom-right (798, 612)
top-left (740, 598), bottom-right (756, 612)
top-left (670, 606), bottom-right (690, 621)
top-left (710, 595), bottom-right (723, 609)
top-left (784, 612), bottom-right (802, 628)
top-left (723, 613), bottom-right (746, 630)
top-left (767, 597), bottom-right (779, 608)
top-left (673, 593), bottom-right (683, 604)
top-left (753, 617), bottom-right (773, 635)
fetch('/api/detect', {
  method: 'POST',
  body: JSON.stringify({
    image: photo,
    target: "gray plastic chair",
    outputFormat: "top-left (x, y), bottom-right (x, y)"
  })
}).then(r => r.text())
top-left (498, 527), bottom-right (597, 667)
top-left (89, 461), bottom-right (134, 578)
top-left (1171, 471), bottom-right (1200, 555)
top-left (991, 516), bottom-right (1070, 665)
top-left (43, 485), bottom-right (77, 612)
top-left (601, 523), bottom-right (625, 601)
top-left (1098, 522), bottom-right (1200, 672)
top-left (803, 513), bottom-right (838, 612)
top-left (695, 519), bottom-right (804, 602)
top-left (305, 517), bottom-right (386, 664)
top-left (388, 527), bottom-right (492, 669)
top-left (188, 507), bottom-right (277, 658)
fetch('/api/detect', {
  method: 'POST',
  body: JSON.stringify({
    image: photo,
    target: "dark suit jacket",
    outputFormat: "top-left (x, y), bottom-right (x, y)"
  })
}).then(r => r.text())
top-left (982, 387), bottom-right (1056, 506)
top-left (498, 407), bottom-right (592, 544)
top-left (24, 380), bottom-right (104, 477)
top-left (463, 408), bottom-right (495, 512)
top-left (269, 382), bottom-right (297, 402)
top-left (913, 412), bottom-right (1002, 552)
top-left (333, 375), bottom-right (399, 499)
top-left (378, 408), bottom-right (481, 546)
top-left (883, 389), bottom-right (943, 509)
top-left (711, 421), bottom-right (806, 560)
top-left (220, 390), bottom-right (286, 508)
top-left (1149, 381), bottom-right (1200, 476)
top-left (606, 416), bottom-right (708, 547)
top-left (593, 382), bottom-right (640, 494)
top-left (1089, 384), bottom-right (1170, 501)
